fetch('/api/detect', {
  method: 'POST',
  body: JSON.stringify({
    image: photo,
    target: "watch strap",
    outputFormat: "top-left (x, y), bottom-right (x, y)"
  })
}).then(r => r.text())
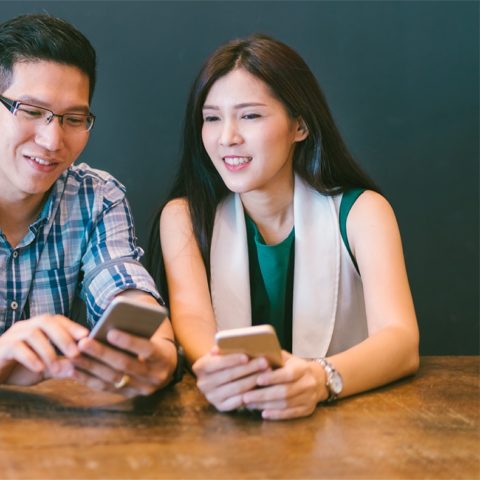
top-left (162, 338), bottom-right (185, 385)
top-left (312, 357), bottom-right (342, 402)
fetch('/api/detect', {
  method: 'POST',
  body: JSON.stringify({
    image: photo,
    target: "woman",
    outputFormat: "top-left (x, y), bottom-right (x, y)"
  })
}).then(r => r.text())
top-left (148, 34), bottom-right (419, 420)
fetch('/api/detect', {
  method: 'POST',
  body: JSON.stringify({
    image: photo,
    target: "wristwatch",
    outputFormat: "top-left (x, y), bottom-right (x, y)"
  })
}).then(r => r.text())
top-left (171, 342), bottom-right (185, 385)
top-left (163, 338), bottom-right (185, 385)
top-left (314, 357), bottom-right (343, 402)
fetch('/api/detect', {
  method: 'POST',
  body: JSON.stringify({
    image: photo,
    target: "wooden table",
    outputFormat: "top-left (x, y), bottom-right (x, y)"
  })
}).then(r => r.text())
top-left (0, 356), bottom-right (478, 479)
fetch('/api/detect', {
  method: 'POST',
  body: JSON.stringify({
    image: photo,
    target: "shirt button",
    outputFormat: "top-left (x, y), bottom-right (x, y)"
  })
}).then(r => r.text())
top-left (12, 250), bottom-right (18, 258)
top-left (10, 301), bottom-right (18, 310)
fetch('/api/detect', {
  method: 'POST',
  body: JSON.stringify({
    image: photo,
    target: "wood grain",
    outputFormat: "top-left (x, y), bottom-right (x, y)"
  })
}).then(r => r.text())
top-left (0, 356), bottom-right (478, 479)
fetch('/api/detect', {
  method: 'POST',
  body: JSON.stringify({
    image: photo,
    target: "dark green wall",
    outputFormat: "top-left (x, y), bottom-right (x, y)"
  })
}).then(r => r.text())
top-left (1, 1), bottom-right (478, 354)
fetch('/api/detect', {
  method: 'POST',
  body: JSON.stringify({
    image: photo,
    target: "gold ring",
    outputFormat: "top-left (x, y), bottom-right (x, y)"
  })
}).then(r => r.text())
top-left (114, 374), bottom-right (130, 389)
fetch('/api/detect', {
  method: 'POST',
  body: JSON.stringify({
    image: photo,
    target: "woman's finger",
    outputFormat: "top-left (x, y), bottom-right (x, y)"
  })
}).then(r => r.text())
top-left (197, 356), bottom-right (268, 392)
top-left (262, 404), bottom-right (317, 421)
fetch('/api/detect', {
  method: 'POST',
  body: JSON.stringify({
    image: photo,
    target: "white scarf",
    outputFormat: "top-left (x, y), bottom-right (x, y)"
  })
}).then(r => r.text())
top-left (210, 175), bottom-right (340, 357)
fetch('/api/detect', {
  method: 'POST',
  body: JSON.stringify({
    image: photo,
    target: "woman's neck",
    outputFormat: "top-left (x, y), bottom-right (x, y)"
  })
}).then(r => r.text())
top-left (240, 177), bottom-right (294, 245)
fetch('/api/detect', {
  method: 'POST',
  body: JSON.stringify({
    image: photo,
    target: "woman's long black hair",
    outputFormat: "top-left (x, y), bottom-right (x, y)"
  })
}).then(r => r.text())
top-left (147, 34), bottom-right (379, 303)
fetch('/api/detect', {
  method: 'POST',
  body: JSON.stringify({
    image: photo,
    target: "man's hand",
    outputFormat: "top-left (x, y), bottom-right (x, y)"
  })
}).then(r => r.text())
top-left (71, 290), bottom-right (178, 397)
top-left (0, 315), bottom-right (89, 385)
top-left (72, 329), bottom-right (178, 397)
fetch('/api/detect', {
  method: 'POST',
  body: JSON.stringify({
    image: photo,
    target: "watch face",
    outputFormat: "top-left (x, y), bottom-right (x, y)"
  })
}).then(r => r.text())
top-left (329, 373), bottom-right (343, 395)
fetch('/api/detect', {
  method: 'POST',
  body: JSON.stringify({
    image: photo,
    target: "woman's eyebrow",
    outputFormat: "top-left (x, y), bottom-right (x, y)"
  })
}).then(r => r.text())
top-left (203, 102), bottom-right (267, 110)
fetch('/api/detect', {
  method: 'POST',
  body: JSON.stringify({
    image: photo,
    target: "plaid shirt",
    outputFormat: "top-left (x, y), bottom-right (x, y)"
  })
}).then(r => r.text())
top-left (0, 163), bottom-right (160, 333)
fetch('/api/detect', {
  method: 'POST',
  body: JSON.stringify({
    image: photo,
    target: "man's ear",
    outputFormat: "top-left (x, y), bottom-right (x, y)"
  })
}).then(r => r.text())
top-left (294, 118), bottom-right (309, 142)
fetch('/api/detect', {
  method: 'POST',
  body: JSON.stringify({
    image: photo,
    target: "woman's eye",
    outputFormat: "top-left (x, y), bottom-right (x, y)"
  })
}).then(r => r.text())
top-left (242, 113), bottom-right (261, 120)
top-left (203, 115), bottom-right (220, 122)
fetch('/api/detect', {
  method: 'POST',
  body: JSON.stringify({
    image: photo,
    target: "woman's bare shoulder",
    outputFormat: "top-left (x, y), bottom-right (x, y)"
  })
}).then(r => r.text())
top-left (347, 190), bottom-right (398, 230)
top-left (160, 197), bottom-right (194, 243)
top-left (161, 197), bottom-right (191, 226)
top-left (162, 197), bottom-right (189, 216)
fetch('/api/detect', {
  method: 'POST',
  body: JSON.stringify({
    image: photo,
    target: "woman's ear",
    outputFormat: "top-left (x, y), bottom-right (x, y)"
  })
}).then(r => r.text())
top-left (294, 118), bottom-right (309, 142)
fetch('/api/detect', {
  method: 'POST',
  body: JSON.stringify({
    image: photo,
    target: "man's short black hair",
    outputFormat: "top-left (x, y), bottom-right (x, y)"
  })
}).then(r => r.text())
top-left (0, 13), bottom-right (96, 101)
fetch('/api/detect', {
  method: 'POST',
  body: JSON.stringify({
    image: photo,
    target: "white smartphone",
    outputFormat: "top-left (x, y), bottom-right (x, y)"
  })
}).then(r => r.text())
top-left (89, 296), bottom-right (168, 344)
top-left (215, 324), bottom-right (284, 368)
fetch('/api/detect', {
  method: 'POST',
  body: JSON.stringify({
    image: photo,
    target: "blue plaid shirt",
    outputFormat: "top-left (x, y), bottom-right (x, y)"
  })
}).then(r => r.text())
top-left (0, 163), bottom-right (160, 332)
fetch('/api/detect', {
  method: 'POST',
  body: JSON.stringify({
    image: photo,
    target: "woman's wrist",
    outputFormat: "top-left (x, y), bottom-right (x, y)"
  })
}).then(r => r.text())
top-left (310, 358), bottom-right (344, 403)
top-left (308, 360), bottom-right (329, 403)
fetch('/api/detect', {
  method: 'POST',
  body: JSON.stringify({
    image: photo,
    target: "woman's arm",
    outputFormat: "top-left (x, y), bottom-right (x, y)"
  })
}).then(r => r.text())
top-left (159, 198), bottom-right (218, 365)
top-left (329, 190), bottom-right (419, 395)
top-left (242, 191), bottom-right (419, 419)
top-left (161, 199), bottom-right (269, 410)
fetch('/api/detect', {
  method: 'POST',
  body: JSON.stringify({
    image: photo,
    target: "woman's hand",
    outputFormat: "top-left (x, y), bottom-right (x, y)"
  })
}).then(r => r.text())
top-left (193, 346), bottom-right (270, 412)
top-left (242, 352), bottom-right (328, 420)
top-left (72, 329), bottom-right (178, 398)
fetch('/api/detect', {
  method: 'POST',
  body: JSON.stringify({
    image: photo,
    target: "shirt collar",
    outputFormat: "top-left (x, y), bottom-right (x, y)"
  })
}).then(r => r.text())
top-left (31, 168), bottom-right (70, 230)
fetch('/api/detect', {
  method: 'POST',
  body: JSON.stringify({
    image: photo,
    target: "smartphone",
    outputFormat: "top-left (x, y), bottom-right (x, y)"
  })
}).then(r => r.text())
top-left (89, 296), bottom-right (168, 344)
top-left (215, 324), bottom-right (284, 368)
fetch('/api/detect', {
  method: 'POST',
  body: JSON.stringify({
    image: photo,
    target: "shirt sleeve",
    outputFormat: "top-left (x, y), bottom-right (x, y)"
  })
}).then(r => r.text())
top-left (79, 177), bottom-right (161, 326)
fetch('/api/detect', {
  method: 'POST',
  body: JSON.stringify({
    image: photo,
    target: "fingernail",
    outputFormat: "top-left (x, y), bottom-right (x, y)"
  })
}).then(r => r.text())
top-left (107, 330), bottom-right (120, 343)
top-left (257, 357), bottom-right (268, 368)
top-left (50, 362), bottom-right (60, 374)
top-left (75, 327), bottom-right (89, 338)
top-left (32, 361), bottom-right (44, 372)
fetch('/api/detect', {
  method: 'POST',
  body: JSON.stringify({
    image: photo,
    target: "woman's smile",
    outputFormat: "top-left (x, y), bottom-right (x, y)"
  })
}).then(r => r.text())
top-left (201, 68), bottom-right (306, 195)
top-left (222, 155), bottom-right (252, 171)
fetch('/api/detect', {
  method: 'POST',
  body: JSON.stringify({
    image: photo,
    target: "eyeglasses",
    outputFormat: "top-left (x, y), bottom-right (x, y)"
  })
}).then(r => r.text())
top-left (0, 94), bottom-right (95, 133)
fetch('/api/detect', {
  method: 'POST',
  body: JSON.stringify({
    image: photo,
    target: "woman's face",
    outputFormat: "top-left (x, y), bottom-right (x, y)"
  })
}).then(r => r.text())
top-left (201, 68), bottom-right (307, 195)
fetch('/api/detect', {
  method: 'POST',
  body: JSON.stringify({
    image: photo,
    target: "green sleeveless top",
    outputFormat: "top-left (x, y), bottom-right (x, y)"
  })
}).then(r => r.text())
top-left (246, 188), bottom-right (364, 351)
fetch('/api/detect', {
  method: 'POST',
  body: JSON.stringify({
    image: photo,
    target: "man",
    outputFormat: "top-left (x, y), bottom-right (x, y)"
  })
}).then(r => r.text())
top-left (0, 13), bottom-right (181, 395)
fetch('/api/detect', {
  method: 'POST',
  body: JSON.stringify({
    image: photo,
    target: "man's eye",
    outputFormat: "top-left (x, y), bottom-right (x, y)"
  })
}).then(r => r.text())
top-left (64, 115), bottom-right (85, 126)
top-left (18, 106), bottom-right (43, 118)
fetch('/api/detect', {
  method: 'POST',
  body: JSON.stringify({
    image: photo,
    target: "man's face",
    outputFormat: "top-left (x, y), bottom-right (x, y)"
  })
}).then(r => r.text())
top-left (0, 60), bottom-right (91, 205)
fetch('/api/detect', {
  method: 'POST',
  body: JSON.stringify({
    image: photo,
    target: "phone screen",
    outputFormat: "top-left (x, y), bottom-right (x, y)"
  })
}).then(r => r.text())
top-left (89, 297), bottom-right (168, 344)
